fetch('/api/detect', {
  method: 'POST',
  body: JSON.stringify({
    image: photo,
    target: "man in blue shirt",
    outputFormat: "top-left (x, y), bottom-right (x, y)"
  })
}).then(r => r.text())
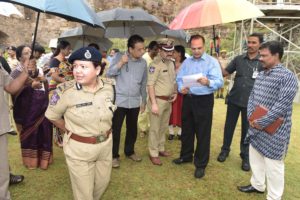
top-left (173, 35), bottom-right (223, 179)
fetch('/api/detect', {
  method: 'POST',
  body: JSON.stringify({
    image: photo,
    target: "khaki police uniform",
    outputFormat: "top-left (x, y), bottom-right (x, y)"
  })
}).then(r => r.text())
top-left (46, 76), bottom-right (116, 200)
top-left (147, 54), bottom-right (176, 157)
top-left (0, 66), bottom-right (12, 200)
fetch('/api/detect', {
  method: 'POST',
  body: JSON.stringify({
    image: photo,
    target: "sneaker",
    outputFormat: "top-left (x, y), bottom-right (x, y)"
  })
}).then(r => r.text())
top-left (168, 135), bottom-right (175, 140)
top-left (127, 154), bottom-right (142, 162)
top-left (9, 173), bottom-right (24, 185)
top-left (112, 158), bottom-right (120, 168)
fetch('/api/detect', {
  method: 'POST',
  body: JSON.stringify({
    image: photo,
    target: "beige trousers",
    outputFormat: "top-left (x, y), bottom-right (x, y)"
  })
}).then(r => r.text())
top-left (63, 134), bottom-right (112, 200)
top-left (0, 134), bottom-right (10, 200)
top-left (148, 99), bottom-right (171, 157)
top-left (250, 144), bottom-right (285, 200)
top-left (138, 106), bottom-right (149, 132)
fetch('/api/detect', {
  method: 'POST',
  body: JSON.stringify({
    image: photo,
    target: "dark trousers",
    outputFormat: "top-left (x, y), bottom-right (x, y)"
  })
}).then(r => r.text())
top-left (180, 94), bottom-right (214, 169)
top-left (221, 102), bottom-right (249, 159)
top-left (112, 107), bottom-right (140, 158)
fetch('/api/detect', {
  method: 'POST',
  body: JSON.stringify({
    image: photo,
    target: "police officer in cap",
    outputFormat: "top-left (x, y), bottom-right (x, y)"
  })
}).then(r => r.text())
top-left (45, 47), bottom-right (116, 200)
top-left (147, 38), bottom-right (177, 166)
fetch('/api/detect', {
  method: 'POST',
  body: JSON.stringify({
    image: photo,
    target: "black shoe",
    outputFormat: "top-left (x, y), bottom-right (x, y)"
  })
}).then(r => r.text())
top-left (7, 131), bottom-right (17, 136)
top-left (9, 174), bottom-right (24, 185)
top-left (172, 158), bottom-right (192, 165)
top-left (177, 135), bottom-right (181, 140)
top-left (237, 185), bottom-right (264, 194)
top-left (217, 151), bottom-right (229, 162)
top-left (242, 158), bottom-right (250, 171)
top-left (194, 168), bottom-right (205, 179)
top-left (168, 135), bottom-right (175, 140)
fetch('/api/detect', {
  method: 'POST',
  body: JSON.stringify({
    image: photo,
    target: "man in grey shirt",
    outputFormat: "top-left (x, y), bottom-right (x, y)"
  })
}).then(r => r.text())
top-left (1, 62), bottom-right (29, 200)
top-left (107, 35), bottom-right (147, 168)
top-left (217, 33), bottom-right (264, 171)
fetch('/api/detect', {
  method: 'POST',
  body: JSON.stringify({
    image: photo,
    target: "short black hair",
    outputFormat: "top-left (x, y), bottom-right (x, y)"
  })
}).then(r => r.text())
top-left (148, 41), bottom-right (158, 50)
top-left (189, 34), bottom-right (205, 44)
top-left (34, 44), bottom-right (45, 54)
top-left (53, 40), bottom-right (70, 57)
top-left (259, 40), bottom-right (284, 60)
top-left (249, 32), bottom-right (264, 44)
top-left (127, 34), bottom-right (144, 49)
top-left (88, 43), bottom-right (100, 50)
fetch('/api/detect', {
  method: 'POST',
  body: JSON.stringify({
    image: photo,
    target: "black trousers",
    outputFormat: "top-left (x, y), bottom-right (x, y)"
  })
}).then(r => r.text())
top-left (112, 107), bottom-right (140, 158)
top-left (221, 102), bottom-right (249, 159)
top-left (180, 94), bottom-right (214, 169)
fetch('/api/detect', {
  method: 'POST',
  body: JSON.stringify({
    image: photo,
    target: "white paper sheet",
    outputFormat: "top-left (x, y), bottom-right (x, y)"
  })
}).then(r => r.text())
top-left (182, 73), bottom-right (204, 88)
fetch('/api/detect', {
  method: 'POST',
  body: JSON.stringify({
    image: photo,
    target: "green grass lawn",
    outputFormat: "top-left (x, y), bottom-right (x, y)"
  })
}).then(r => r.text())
top-left (8, 100), bottom-right (300, 200)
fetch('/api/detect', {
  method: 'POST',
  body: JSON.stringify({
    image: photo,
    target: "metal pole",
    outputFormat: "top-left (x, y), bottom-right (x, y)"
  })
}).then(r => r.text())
top-left (239, 20), bottom-right (244, 54)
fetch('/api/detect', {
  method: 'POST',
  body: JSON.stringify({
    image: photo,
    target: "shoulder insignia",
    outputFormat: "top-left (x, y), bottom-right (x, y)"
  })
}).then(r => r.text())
top-left (149, 66), bottom-right (155, 74)
top-left (49, 91), bottom-right (60, 105)
top-left (57, 80), bottom-right (76, 93)
top-left (100, 77), bottom-right (116, 85)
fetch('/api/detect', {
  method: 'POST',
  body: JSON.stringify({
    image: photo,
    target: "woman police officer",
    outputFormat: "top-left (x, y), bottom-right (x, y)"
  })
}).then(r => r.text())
top-left (45, 47), bottom-right (116, 200)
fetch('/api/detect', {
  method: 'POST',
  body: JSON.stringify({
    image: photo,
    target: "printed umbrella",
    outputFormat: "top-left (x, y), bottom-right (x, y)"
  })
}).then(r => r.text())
top-left (0, 0), bottom-right (104, 51)
top-left (169, 0), bottom-right (264, 52)
top-left (59, 25), bottom-right (112, 51)
top-left (97, 7), bottom-right (168, 38)
top-left (0, 2), bottom-right (23, 17)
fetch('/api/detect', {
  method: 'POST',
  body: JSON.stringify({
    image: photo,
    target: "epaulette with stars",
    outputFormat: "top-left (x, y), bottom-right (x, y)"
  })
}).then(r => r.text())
top-left (56, 80), bottom-right (77, 93)
top-left (100, 77), bottom-right (116, 85)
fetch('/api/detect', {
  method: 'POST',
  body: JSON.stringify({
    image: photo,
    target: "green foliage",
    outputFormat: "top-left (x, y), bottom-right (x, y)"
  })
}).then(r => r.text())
top-left (8, 101), bottom-right (300, 200)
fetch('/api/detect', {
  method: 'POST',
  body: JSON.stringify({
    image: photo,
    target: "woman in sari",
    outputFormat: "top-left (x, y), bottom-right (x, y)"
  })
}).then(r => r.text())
top-left (49, 40), bottom-right (72, 91)
top-left (168, 45), bottom-right (186, 140)
top-left (48, 40), bottom-right (72, 147)
top-left (12, 46), bottom-right (53, 169)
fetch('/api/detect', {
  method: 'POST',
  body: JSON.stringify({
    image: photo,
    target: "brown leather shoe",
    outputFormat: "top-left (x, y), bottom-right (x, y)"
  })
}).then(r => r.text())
top-left (149, 156), bottom-right (162, 166)
top-left (159, 151), bottom-right (171, 157)
top-left (127, 154), bottom-right (142, 162)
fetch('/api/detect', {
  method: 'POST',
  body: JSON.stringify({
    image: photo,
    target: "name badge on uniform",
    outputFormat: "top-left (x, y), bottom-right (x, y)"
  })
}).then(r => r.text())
top-left (76, 102), bottom-right (93, 108)
top-left (252, 70), bottom-right (259, 79)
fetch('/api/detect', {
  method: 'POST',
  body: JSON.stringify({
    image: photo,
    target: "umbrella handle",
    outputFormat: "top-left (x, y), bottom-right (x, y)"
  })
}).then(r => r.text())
top-left (31, 11), bottom-right (40, 54)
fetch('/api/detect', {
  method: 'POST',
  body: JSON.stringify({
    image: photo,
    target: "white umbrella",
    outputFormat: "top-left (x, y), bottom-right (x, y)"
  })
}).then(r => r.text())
top-left (0, 2), bottom-right (23, 17)
top-left (59, 25), bottom-right (112, 51)
top-left (97, 7), bottom-right (168, 38)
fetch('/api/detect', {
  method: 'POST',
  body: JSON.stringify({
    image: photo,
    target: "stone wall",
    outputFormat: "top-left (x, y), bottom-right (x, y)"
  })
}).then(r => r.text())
top-left (0, 0), bottom-right (199, 48)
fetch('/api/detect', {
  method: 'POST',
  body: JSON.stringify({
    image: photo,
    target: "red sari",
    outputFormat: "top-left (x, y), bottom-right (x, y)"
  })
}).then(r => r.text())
top-left (169, 93), bottom-right (183, 127)
top-left (169, 61), bottom-right (183, 127)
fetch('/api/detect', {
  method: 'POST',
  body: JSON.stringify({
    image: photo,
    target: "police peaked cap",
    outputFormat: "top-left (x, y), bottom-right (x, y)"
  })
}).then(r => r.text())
top-left (68, 47), bottom-right (102, 64)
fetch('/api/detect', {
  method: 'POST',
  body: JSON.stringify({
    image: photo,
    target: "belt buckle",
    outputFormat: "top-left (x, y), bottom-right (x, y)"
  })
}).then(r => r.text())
top-left (96, 134), bottom-right (107, 143)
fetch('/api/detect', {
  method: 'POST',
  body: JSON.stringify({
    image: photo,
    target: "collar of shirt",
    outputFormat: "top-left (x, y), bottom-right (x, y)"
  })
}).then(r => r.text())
top-left (191, 53), bottom-right (207, 62)
top-left (243, 53), bottom-right (260, 60)
top-left (263, 63), bottom-right (282, 76)
top-left (77, 78), bottom-right (104, 93)
top-left (127, 52), bottom-right (143, 63)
